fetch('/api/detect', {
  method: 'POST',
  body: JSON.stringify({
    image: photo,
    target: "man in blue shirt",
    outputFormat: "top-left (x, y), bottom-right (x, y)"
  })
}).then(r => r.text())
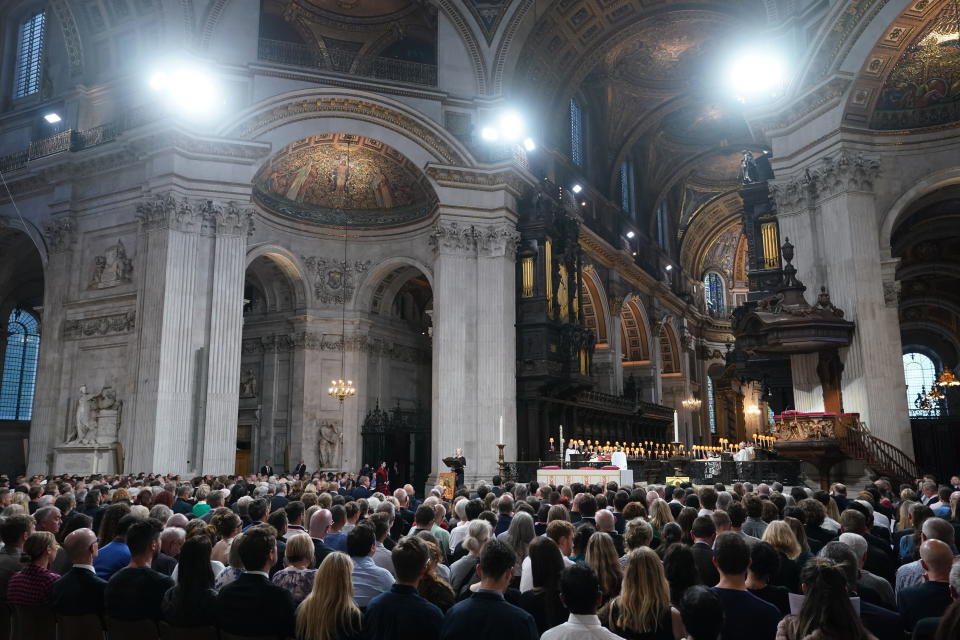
top-left (441, 539), bottom-right (538, 640)
top-left (710, 532), bottom-right (782, 640)
top-left (366, 536), bottom-right (443, 640)
top-left (348, 521), bottom-right (394, 608)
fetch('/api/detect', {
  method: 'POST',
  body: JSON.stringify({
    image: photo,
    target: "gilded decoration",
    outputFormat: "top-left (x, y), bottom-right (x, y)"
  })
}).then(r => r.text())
top-left (772, 415), bottom-right (840, 440)
top-left (253, 133), bottom-right (436, 228)
top-left (871, 3), bottom-right (960, 129)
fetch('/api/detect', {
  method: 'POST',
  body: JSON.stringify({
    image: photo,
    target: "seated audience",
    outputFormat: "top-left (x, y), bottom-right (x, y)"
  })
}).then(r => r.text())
top-left (348, 521), bottom-right (394, 608)
top-left (601, 547), bottom-right (684, 640)
top-left (50, 528), bottom-right (106, 617)
top-left (271, 532), bottom-right (318, 605)
top-left (297, 552), bottom-right (366, 640)
top-left (161, 536), bottom-right (217, 628)
top-left (710, 532), bottom-right (782, 640)
top-left (762, 520), bottom-right (805, 594)
top-left (690, 516), bottom-right (720, 587)
top-left (896, 517), bottom-right (955, 595)
top-left (837, 532), bottom-right (896, 611)
top-left (586, 529), bottom-right (623, 605)
top-left (663, 544), bottom-right (700, 607)
top-left (746, 542), bottom-right (790, 616)
top-left (519, 519), bottom-right (574, 593)
top-left (6, 531), bottom-right (60, 606)
top-left (419, 538), bottom-right (456, 612)
top-left (620, 517), bottom-right (654, 568)
top-left (0, 514), bottom-right (34, 598)
top-left (450, 519), bottom-right (492, 596)
top-left (104, 518), bottom-right (175, 621)
top-left (211, 509), bottom-right (242, 565)
top-left (365, 536), bottom-right (444, 640)
top-left (541, 564), bottom-right (620, 639)
top-left (501, 511), bottom-right (535, 584)
top-left (897, 539), bottom-right (954, 631)
top-left (910, 560), bottom-right (960, 640)
top-left (216, 524), bottom-right (297, 638)
top-left (776, 557), bottom-right (876, 640)
top-left (679, 586), bottom-right (724, 640)
top-left (518, 536), bottom-right (567, 635)
top-left (440, 539), bottom-right (538, 640)
top-left (94, 510), bottom-right (135, 579)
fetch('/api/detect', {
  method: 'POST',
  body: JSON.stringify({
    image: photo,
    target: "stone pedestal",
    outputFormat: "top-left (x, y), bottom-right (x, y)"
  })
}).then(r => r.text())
top-left (53, 444), bottom-right (120, 475)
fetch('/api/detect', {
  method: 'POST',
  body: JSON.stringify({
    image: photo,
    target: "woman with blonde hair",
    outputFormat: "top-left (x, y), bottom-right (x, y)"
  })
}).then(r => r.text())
top-left (586, 531), bottom-right (622, 605)
top-left (648, 499), bottom-right (674, 538)
top-left (762, 519), bottom-right (807, 593)
top-left (601, 547), bottom-right (684, 640)
top-left (272, 534), bottom-right (318, 604)
top-left (296, 552), bottom-right (364, 640)
top-left (210, 508), bottom-right (242, 565)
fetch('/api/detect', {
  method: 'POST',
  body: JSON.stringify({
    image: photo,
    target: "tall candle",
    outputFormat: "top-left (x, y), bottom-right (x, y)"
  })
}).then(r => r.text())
top-left (499, 415), bottom-right (503, 444)
top-left (673, 410), bottom-right (679, 443)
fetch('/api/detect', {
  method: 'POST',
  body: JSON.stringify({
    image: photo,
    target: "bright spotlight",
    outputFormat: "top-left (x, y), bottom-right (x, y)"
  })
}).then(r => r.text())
top-left (665, 264), bottom-right (673, 271)
top-left (727, 52), bottom-right (787, 101)
top-left (43, 113), bottom-right (61, 124)
top-left (480, 126), bottom-right (500, 142)
top-left (522, 137), bottom-right (536, 151)
top-left (148, 63), bottom-right (222, 118)
top-left (499, 111), bottom-right (524, 141)
top-left (571, 184), bottom-right (583, 194)
top-left (626, 231), bottom-right (635, 239)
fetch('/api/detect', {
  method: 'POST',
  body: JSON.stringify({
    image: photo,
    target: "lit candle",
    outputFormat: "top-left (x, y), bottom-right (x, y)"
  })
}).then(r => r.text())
top-left (499, 415), bottom-right (503, 444)
top-left (673, 410), bottom-right (679, 443)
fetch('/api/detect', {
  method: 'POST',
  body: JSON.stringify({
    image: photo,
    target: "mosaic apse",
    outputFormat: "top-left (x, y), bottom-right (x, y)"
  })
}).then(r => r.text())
top-left (253, 133), bottom-right (436, 227)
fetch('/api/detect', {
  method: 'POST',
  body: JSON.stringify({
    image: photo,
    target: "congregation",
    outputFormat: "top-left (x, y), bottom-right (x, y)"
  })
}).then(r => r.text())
top-left (0, 471), bottom-right (959, 640)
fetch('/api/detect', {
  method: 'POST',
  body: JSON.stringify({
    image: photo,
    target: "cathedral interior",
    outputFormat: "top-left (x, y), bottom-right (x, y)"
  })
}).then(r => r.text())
top-left (1, 0), bottom-right (959, 488)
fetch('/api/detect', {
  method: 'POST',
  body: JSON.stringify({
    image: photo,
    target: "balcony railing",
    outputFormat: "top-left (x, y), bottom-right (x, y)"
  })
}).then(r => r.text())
top-left (257, 38), bottom-right (438, 87)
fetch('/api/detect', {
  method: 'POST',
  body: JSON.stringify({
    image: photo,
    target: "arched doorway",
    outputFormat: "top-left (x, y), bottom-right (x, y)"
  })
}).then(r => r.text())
top-left (0, 226), bottom-right (44, 475)
top-left (359, 263), bottom-right (433, 491)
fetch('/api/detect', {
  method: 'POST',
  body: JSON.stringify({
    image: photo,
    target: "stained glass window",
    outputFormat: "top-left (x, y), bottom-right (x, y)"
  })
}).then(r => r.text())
top-left (570, 99), bottom-right (584, 168)
top-left (619, 161), bottom-right (634, 215)
top-left (13, 11), bottom-right (45, 99)
top-left (1, 310), bottom-right (40, 420)
top-left (903, 352), bottom-right (937, 417)
top-left (707, 376), bottom-right (716, 434)
top-left (704, 272), bottom-right (725, 315)
top-left (657, 203), bottom-right (668, 248)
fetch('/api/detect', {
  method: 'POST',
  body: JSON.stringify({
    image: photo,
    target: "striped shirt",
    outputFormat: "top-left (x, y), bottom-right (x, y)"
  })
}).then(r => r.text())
top-left (6, 564), bottom-right (60, 607)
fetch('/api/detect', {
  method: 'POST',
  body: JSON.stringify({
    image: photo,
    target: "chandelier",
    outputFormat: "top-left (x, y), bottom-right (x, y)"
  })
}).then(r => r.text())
top-left (328, 139), bottom-right (357, 404)
top-left (682, 397), bottom-right (702, 410)
top-left (936, 367), bottom-right (960, 387)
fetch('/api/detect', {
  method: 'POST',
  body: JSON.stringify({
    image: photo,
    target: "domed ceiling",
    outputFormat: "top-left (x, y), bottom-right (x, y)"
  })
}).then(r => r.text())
top-left (253, 133), bottom-right (436, 228)
top-left (296, 0), bottom-right (417, 20)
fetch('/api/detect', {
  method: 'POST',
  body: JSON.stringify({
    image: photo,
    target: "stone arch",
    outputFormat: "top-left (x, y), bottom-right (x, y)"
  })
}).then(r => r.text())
top-left (620, 297), bottom-right (651, 363)
top-left (435, 0), bottom-right (488, 95)
top-left (244, 244), bottom-right (309, 311)
top-left (220, 89), bottom-right (476, 175)
top-left (880, 167), bottom-right (960, 250)
top-left (355, 257), bottom-right (435, 316)
top-left (490, 0), bottom-right (536, 96)
top-left (580, 267), bottom-right (608, 345)
top-left (0, 217), bottom-right (48, 267)
top-left (658, 322), bottom-right (681, 375)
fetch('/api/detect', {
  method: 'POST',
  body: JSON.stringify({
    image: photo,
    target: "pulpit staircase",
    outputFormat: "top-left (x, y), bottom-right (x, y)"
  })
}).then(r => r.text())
top-left (837, 421), bottom-right (920, 488)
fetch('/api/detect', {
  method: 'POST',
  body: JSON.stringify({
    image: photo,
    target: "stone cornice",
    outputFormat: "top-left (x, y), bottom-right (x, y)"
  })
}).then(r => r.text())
top-left (63, 310), bottom-right (136, 340)
top-left (429, 221), bottom-right (520, 259)
top-left (242, 332), bottom-right (429, 364)
top-left (770, 150), bottom-right (881, 213)
top-left (424, 164), bottom-right (535, 198)
top-left (136, 193), bottom-right (256, 237)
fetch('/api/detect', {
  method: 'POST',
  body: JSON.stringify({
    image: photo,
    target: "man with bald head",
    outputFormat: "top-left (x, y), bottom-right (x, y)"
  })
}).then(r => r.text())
top-left (897, 539), bottom-right (955, 631)
top-left (896, 517), bottom-right (955, 594)
top-left (51, 528), bottom-right (107, 616)
top-left (595, 509), bottom-right (625, 556)
top-left (309, 508), bottom-right (334, 567)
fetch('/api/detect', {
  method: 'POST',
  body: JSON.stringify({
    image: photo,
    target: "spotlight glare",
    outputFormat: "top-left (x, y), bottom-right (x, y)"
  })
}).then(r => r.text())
top-left (149, 72), bottom-right (168, 91)
top-left (571, 184), bottom-right (583, 194)
top-left (626, 231), bottom-right (635, 239)
top-left (43, 113), bottom-right (61, 124)
top-left (148, 64), bottom-right (221, 118)
top-left (522, 137), bottom-right (536, 151)
top-left (499, 111), bottom-right (524, 141)
top-left (480, 126), bottom-right (500, 141)
top-left (665, 264), bottom-right (673, 271)
top-left (727, 52), bottom-right (787, 100)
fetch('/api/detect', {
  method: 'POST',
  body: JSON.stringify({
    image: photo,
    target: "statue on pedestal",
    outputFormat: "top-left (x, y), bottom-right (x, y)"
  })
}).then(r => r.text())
top-left (67, 385), bottom-right (123, 446)
top-left (317, 420), bottom-right (342, 469)
top-left (89, 239), bottom-right (133, 289)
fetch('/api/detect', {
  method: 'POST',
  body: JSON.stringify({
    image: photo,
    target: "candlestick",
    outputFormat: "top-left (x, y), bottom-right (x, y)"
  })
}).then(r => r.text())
top-left (673, 410), bottom-right (679, 443)
top-left (499, 415), bottom-right (503, 444)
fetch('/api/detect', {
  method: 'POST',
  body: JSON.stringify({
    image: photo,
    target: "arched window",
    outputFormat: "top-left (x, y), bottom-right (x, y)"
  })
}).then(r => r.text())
top-left (12, 10), bottom-right (46, 98)
top-left (903, 352), bottom-right (937, 417)
top-left (1, 310), bottom-right (40, 420)
top-left (618, 160), bottom-right (635, 215)
top-left (656, 202), bottom-right (669, 248)
top-left (706, 376), bottom-right (716, 434)
top-left (704, 272), bottom-right (725, 315)
top-left (569, 98), bottom-right (584, 168)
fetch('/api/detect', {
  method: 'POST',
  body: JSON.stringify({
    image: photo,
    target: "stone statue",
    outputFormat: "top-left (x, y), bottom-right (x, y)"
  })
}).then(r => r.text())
top-left (317, 420), bottom-right (342, 469)
top-left (739, 150), bottom-right (760, 185)
top-left (239, 369), bottom-right (258, 398)
top-left (89, 239), bottom-right (133, 289)
top-left (67, 385), bottom-right (122, 446)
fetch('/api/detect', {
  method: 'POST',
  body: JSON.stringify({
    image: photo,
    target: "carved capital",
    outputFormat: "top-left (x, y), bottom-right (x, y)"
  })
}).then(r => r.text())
top-left (477, 223), bottom-right (520, 259)
top-left (431, 221), bottom-right (519, 259)
top-left (772, 152), bottom-right (881, 212)
top-left (137, 193), bottom-right (255, 236)
top-left (43, 217), bottom-right (75, 253)
top-left (429, 221), bottom-right (479, 255)
top-left (608, 295), bottom-right (625, 314)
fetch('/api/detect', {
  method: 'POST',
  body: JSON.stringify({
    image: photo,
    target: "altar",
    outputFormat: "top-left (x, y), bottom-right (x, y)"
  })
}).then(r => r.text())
top-left (536, 467), bottom-right (634, 487)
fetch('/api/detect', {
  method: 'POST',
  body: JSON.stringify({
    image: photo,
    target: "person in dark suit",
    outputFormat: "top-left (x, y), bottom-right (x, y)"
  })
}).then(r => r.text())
top-left (839, 508), bottom-right (896, 586)
top-left (51, 528), bottom-right (107, 617)
top-left (270, 485), bottom-right (289, 513)
top-left (594, 510), bottom-right (624, 557)
top-left (440, 539), bottom-right (538, 640)
top-left (105, 518), bottom-right (175, 621)
top-left (819, 541), bottom-right (904, 640)
top-left (293, 459), bottom-right (307, 478)
top-left (216, 524), bottom-right (296, 639)
top-left (365, 536), bottom-right (444, 640)
top-left (172, 486), bottom-right (194, 516)
top-left (259, 460), bottom-right (274, 477)
top-left (454, 449), bottom-right (466, 489)
top-left (690, 516), bottom-right (720, 587)
top-left (309, 508), bottom-right (334, 568)
top-left (350, 478), bottom-right (372, 500)
top-left (897, 539), bottom-right (954, 631)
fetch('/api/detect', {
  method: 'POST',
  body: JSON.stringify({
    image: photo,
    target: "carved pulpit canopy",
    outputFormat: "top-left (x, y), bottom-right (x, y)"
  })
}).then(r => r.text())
top-left (733, 239), bottom-right (855, 355)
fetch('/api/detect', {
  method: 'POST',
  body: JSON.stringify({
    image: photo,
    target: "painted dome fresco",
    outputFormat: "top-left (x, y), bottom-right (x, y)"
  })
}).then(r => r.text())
top-left (253, 133), bottom-right (436, 227)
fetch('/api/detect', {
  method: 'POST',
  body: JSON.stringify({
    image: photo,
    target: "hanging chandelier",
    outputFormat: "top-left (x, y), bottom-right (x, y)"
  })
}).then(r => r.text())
top-left (936, 367), bottom-right (960, 387)
top-left (682, 397), bottom-right (702, 410)
top-left (328, 137), bottom-right (357, 404)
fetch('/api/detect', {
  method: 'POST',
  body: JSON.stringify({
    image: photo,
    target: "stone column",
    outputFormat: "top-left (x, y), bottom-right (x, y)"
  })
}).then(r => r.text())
top-left (606, 295), bottom-right (625, 396)
top-left (773, 151), bottom-right (911, 454)
top-left (28, 217), bottom-right (76, 474)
